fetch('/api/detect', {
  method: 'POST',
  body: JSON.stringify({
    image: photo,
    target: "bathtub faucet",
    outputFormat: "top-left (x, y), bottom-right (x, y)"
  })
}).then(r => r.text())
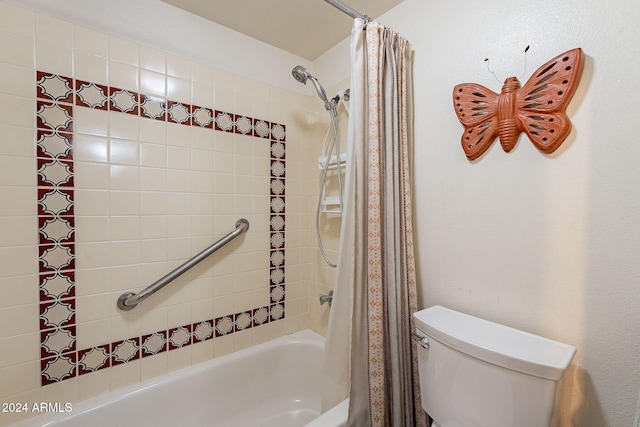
top-left (319, 291), bottom-right (333, 307)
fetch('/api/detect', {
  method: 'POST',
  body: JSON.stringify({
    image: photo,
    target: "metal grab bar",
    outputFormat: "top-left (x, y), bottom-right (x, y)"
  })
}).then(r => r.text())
top-left (117, 218), bottom-right (250, 311)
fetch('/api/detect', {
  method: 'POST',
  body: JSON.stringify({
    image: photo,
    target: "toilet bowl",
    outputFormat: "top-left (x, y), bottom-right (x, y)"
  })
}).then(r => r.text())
top-left (413, 306), bottom-right (576, 427)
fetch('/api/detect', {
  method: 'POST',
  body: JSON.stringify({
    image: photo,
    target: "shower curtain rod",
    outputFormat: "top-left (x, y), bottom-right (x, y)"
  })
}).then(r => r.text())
top-left (324, 0), bottom-right (370, 22)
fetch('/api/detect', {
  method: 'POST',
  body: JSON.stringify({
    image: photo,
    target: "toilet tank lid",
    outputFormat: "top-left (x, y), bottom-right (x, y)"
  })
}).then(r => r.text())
top-left (413, 306), bottom-right (576, 381)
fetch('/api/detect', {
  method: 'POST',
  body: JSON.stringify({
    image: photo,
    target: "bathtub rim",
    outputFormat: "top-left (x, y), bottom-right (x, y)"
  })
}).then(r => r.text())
top-left (10, 329), bottom-right (325, 427)
top-left (303, 398), bottom-right (349, 427)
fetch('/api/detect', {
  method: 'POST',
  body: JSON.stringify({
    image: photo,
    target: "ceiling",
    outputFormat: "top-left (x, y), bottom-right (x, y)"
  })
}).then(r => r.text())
top-left (159, 0), bottom-right (404, 61)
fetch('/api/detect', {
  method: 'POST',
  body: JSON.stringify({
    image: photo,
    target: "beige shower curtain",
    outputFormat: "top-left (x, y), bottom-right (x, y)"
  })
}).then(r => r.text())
top-left (322, 18), bottom-right (426, 427)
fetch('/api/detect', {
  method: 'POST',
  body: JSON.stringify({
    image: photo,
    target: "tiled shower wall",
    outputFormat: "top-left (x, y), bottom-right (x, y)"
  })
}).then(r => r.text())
top-left (0, 3), bottom-right (317, 424)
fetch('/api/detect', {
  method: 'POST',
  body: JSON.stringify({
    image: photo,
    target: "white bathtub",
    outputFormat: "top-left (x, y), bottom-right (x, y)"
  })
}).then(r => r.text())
top-left (12, 329), bottom-right (348, 427)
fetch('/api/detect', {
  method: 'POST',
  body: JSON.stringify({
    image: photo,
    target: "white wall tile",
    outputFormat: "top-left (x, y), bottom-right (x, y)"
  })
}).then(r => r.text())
top-left (192, 82), bottom-right (214, 108)
top-left (140, 167), bottom-right (167, 192)
top-left (166, 123), bottom-right (190, 148)
top-left (109, 112), bottom-right (140, 141)
top-left (139, 46), bottom-right (165, 74)
top-left (110, 216), bottom-right (140, 241)
top-left (0, 156), bottom-right (36, 187)
top-left (110, 240), bottom-right (140, 266)
top-left (0, 246), bottom-right (38, 278)
top-left (140, 119), bottom-right (166, 144)
top-left (0, 94), bottom-right (34, 128)
top-left (108, 61), bottom-right (138, 92)
top-left (110, 265), bottom-right (141, 293)
top-left (191, 171), bottom-right (214, 194)
top-left (167, 146), bottom-right (190, 170)
top-left (35, 41), bottom-right (72, 77)
top-left (139, 69), bottom-right (165, 98)
top-left (0, 125), bottom-right (34, 158)
top-left (0, 333), bottom-right (38, 370)
top-left (166, 54), bottom-right (191, 80)
top-left (74, 51), bottom-right (107, 84)
top-left (0, 63), bottom-right (34, 98)
top-left (0, 275), bottom-right (38, 309)
top-left (0, 3), bottom-right (34, 38)
top-left (75, 241), bottom-right (109, 270)
top-left (167, 76), bottom-right (191, 104)
top-left (139, 191), bottom-right (167, 216)
top-left (76, 294), bottom-right (111, 323)
top-left (166, 169), bottom-right (190, 192)
top-left (139, 238), bottom-right (167, 264)
top-left (74, 107), bottom-right (108, 137)
top-left (109, 191), bottom-right (139, 216)
top-left (108, 36), bottom-right (138, 66)
top-left (35, 14), bottom-right (72, 48)
top-left (109, 165), bottom-right (139, 191)
top-left (74, 163), bottom-right (109, 190)
top-left (74, 26), bottom-right (107, 57)
top-left (77, 368), bottom-right (110, 402)
top-left (74, 135), bottom-right (108, 163)
top-left (74, 216), bottom-right (109, 243)
top-left (0, 304), bottom-right (38, 339)
top-left (0, 31), bottom-right (34, 68)
top-left (0, 217), bottom-right (36, 246)
top-left (0, 361), bottom-right (40, 399)
top-left (140, 215), bottom-right (167, 240)
top-left (74, 268), bottom-right (109, 297)
top-left (110, 138), bottom-right (140, 166)
top-left (140, 143), bottom-right (167, 168)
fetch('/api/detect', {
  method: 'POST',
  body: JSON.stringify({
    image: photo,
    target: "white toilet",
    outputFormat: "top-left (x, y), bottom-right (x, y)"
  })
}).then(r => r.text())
top-left (413, 306), bottom-right (576, 427)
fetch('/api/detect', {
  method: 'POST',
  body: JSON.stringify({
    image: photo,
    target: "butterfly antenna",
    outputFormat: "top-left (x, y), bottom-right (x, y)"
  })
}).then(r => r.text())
top-left (521, 45), bottom-right (530, 79)
top-left (484, 57), bottom-right (502, 84)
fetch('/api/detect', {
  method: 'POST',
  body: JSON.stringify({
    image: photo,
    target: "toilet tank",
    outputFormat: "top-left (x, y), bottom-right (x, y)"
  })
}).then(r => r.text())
top-left (413, 306), bottom-right (576, 427)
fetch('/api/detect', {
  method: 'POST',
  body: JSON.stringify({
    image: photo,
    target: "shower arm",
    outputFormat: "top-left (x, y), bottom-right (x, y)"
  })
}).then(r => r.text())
top-left (323, 0), bottom-right (370, 22)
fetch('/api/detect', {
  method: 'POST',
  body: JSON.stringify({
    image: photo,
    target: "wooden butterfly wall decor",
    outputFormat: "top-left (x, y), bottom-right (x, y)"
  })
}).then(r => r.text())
top-left (453, 48), bottom-right (584, 160)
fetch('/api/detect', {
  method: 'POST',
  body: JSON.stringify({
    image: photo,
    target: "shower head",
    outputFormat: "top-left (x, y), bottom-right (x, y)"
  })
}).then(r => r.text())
top-left (291, 65), bottom-right (331, 110)
top-left (291, 65), bottom-right (310, 84)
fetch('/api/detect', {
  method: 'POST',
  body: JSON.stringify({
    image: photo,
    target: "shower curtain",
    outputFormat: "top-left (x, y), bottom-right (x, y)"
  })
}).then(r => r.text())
top-left (322, 18), bottom-right (426, 427)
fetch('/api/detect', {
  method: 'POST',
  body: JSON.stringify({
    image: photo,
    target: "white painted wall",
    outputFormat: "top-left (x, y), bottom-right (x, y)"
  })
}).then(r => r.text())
top-left (316, 0), bottom-right (640, 425)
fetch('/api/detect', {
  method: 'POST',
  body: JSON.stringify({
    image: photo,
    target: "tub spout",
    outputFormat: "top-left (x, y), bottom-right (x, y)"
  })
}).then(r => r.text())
top-left (319, 291), bottom-right (333, 307)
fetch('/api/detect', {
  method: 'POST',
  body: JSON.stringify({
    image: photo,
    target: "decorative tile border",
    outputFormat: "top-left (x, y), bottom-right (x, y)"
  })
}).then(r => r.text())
top-left (35, 71), bottom-right (287, 385)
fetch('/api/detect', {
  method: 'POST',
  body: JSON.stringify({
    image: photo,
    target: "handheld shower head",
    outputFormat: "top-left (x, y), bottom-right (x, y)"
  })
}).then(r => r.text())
top-left (291, 65), bottom-right (310, 84)
top-left (291, 65), bottom-right (331, 110)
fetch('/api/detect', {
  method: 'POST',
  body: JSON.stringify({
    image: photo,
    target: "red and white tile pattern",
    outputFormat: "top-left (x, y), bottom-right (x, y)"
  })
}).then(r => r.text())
top-left (35, 71), bottom-right (287, 386)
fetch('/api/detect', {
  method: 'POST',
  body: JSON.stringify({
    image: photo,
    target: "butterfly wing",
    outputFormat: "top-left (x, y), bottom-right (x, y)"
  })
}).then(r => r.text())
top-left (516, 48), bottom-right (584, 153)
top-left (453, 83), bottom-right (500, 160)
top-left (518, 112), bottom-right (573, 153)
